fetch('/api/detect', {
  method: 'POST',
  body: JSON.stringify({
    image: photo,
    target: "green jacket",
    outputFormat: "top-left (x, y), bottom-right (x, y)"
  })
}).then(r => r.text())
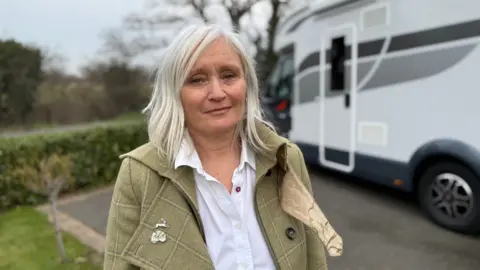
top-left (104, 123), bottom-right (342, 270)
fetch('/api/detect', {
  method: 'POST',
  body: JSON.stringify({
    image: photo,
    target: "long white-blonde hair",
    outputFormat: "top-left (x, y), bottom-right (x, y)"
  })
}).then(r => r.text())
top-left (142, 24), bottom-right (276, 166)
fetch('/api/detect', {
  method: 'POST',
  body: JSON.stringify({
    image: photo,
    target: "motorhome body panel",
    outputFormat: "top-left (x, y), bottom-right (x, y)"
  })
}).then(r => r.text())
top-left (274, 0), bottom-right (480, 190)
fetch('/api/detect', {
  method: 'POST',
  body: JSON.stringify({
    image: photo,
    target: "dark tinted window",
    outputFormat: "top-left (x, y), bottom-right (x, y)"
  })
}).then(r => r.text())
top-left (330, 36), bottom-right (346, 91)
top-left (267, 51), bottom-right (294, 100)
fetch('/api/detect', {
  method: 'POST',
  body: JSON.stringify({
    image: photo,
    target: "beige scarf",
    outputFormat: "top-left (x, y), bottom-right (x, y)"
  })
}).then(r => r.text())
top-left (279, 167), bottom-right (343, 257)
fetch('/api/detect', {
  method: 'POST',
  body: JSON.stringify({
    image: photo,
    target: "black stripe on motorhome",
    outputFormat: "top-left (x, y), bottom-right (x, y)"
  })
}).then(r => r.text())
top-left (297, 18), bottom-right (480, 73)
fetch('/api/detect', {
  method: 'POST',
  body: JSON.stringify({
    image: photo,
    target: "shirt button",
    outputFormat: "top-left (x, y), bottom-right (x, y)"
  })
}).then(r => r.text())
top-left (235, 186), bottom-right (241, 192)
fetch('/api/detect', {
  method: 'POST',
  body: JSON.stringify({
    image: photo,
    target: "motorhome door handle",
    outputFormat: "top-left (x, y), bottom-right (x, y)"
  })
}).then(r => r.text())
top-left (344, 93), bottom-right (350, 108)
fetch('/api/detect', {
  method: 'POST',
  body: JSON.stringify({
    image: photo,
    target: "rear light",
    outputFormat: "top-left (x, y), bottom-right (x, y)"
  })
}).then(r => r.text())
top-left (275, 100), bottom-right (287, 112)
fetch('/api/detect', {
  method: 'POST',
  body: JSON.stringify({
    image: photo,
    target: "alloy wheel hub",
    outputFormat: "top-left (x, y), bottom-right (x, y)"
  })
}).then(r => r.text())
top-left (428, 173), bottom-right (474, 220)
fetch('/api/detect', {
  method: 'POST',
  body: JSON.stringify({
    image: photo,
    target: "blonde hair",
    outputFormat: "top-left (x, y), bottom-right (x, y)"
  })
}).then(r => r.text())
top-left (142, 24), bottom-right (276, 166)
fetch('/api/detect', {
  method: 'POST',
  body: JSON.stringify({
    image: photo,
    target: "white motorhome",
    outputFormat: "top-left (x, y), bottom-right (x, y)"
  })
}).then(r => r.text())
top-left (263, 0), bottom-right (480, 233)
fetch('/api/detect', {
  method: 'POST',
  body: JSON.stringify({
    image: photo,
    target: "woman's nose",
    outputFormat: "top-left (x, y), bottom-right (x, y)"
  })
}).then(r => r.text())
top-left (208, 76), bottom-right (226, 100)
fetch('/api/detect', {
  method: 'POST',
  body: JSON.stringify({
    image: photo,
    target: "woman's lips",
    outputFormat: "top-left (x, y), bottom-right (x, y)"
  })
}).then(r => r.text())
top-left (206, 106), bottom-right (231, 115)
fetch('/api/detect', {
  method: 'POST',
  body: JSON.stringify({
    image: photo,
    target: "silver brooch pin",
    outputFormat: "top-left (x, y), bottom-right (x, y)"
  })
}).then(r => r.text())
top-left (157, 218), bottom-right (169, 228)
top-left (150, 218), bottom-right (169, 244)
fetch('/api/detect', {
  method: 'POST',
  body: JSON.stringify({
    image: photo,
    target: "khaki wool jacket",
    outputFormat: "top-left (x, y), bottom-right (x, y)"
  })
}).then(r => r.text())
top-left (104, 123), bottom-right (343, 270)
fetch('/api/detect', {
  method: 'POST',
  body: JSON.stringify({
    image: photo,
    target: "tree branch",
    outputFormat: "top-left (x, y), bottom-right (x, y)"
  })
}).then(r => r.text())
top-left (244, 16), bottom-right (262, 47)
top-left (237, 0), bottom-right (258, 18)
top-left (188, 0), bottom-right (209, 23)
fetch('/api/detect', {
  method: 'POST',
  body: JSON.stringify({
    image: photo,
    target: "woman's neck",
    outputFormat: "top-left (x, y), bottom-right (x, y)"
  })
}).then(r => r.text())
top-left (189, 129), bottom-right (240, 162)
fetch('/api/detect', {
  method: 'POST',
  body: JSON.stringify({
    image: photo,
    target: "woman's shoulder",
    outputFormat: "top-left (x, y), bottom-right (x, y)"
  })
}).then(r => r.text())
top-left (276, 139), bottom-right (309, 183)
top-left (267, 133), bottom-right (305, 167)
top-left (113, 142), bottom-right (168, 204)
top-left (120, 142), bottom-right (170, 170)
top-left (120, 142), bottom-right (159, 162)
top-left (285, 141), bottom-right (308, 169)
top-left (116, 142), bottom-right (169, 186)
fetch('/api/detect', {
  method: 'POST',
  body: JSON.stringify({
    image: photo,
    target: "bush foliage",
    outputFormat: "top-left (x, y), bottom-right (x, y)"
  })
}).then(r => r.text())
top-left (0, 39), bottom-right (43, 126)
top-left (0, 121), bottom-right (147, 211)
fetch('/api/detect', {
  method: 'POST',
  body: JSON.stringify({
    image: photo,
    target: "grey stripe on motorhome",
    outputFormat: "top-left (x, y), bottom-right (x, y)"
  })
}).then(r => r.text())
top-left (297, 18), bottom-right (480, 73)
top-left (297, 44), bottom-right (476, 104)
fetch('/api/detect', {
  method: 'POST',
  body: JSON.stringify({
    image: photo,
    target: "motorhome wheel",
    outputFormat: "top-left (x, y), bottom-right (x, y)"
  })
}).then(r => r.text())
top-left (418, 162), bottom-right (480, 234)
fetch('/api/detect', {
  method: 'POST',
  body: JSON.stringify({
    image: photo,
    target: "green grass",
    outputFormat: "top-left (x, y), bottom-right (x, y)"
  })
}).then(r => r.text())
top-left (112, 111), bottom-right (144, 122)
top-left (0, 207), bottom-right (101, 270)
top-left (0, 111), bottom-right (145, 135)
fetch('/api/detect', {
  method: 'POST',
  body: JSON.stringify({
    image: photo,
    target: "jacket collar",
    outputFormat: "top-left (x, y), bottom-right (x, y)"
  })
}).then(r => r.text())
top-left (174, 133), bottom-right (256, 171)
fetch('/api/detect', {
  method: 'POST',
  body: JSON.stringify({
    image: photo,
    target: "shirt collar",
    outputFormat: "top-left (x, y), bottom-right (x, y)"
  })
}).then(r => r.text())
top-left (174, 136), bottom-right (255, 171)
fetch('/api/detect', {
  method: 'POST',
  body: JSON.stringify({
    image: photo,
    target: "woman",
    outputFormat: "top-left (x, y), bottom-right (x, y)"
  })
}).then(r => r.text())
top-left (104, 24), bottom-right (342, 270)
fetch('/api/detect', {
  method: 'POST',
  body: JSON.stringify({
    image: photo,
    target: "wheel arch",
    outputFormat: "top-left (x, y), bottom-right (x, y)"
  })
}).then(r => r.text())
top-left (408, 139), bottom-right (480, 194)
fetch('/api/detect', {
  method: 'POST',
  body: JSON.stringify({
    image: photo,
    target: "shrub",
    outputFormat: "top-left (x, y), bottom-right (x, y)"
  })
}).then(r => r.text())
top-left (0, 39), bottom-right (43, 126)
top-left (0, 120), bottom-right (147, 211)
top-left (13, 153), bottom-right (75, 263)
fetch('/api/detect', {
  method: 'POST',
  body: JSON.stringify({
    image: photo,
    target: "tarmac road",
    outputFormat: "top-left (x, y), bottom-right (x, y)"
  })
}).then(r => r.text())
top-left (58, 166), bottom-right (480, 270)
top-left (311, 167), bottom-right (480, 270)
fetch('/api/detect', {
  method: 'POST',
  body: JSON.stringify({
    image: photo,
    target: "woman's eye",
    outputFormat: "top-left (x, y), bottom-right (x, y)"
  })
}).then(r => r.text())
top-left (188, 77), bottom-right (206, 84)
top-left (223, 73), bottom-right (236, 80)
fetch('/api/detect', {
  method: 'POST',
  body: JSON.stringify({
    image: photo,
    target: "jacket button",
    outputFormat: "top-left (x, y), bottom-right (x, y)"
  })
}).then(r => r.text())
top-left (265, 169), bottom-right (272, 176)
top-left (285, 227), bottom-right (296, 240)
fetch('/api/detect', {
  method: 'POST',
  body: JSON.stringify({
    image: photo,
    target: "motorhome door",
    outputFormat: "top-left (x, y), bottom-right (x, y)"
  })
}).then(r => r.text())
top-left (319, 23), bottom-right (357, 172)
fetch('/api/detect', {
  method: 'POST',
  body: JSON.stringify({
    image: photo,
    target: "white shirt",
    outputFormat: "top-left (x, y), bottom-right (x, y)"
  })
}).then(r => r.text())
top-left (175, 138), bottom-right (276, 270)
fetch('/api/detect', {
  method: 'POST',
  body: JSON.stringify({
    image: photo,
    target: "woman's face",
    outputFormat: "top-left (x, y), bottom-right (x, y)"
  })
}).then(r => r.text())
top-left (180, 37), bottom-right (246, 136)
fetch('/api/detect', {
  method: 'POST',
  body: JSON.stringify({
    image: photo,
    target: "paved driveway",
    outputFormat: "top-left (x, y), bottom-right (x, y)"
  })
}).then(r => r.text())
top-left (58, 167), bottom-right (480, 270)
top-left (309, 167), bottom-right (479, 270)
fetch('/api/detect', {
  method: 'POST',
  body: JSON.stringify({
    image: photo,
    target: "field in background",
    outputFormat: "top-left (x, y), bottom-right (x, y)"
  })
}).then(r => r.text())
top-left (0, 112), bottom-right (144, 138)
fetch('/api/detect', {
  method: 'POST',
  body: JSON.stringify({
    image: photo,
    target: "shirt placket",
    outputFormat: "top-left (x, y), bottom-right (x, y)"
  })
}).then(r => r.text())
top-left (231, 168), bottom-right (254, 270)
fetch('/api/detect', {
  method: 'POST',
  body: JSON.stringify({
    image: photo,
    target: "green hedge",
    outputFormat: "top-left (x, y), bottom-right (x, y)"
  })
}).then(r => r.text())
top-left (0, 121), bottom-right (148, 211)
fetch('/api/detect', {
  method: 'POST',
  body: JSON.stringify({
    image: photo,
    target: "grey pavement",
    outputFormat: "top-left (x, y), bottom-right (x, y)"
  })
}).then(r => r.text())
top-left (58, 167), bottom-right (480, 270)
top-left (58, 190), bottom-right (113, 235)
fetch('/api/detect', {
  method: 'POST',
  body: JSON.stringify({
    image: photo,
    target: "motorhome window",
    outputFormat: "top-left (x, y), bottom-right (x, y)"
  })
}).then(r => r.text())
top-left (266, 59), bottom-right (283, 98)
top-left (331, 36), bottom-right (346, 91)
top-left (266, 51), bottom-right (295, 100)
top-left (278, 85), bottom-right (290, 99)
top-left (278, 54), bottom-right (294, 99)
top-left (281, 56), bottom-right (294, 78)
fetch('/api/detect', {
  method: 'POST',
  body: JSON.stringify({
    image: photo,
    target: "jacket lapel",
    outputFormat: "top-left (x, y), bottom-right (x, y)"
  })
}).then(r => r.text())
top-left (254, 123), bottom-right (343, 261)
top-left (254, 127), bottom-right (298, 268)
top-left (280, 166), bottom-right (343, 257)
top-left (120, 143), bottom-right (202, 220)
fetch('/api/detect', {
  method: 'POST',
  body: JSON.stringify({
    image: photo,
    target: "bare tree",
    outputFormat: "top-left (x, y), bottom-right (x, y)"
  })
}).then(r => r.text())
top-left (99, 28), bottom-right (137, 63)
top-left (14, 153), bottom-right (75, 263)
top-left (116, 0), bottom-right (265, 55)
top-left (103, 0), bottom-right (304, 87)
top-left (98, 27), bottom-right (169, 64)
top-left (41, 47), bottom-right (68, 75)
top-left (256, 0), bottom-right (291, 87)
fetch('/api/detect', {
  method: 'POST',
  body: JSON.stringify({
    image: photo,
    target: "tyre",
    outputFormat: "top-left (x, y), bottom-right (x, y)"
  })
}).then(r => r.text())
top-left (418, 161), bottom-right (480, 234)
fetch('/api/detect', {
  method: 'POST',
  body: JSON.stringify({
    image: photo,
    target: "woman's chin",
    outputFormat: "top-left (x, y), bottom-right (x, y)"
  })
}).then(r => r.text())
top-left (206, 118), bottom-right (241, 133)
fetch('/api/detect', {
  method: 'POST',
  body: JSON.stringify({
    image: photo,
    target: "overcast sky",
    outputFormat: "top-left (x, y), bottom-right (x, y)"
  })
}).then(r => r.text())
top-left (0, 0), bottom-right (311, 75)
top-left (0, 0), bottom-right (145, 74)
